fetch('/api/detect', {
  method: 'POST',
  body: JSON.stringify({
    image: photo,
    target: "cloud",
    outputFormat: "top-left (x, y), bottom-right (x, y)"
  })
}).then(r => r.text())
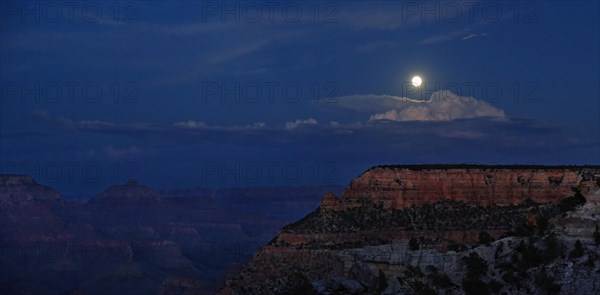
top-left (420, 29), bottom-right (472, 45)
top-left (331, 90), bottom-right (506, 122)
top-left (462, 32), bottom-right (488, 40)
top-left (174, 120), bottom-right (207, 128)
top-left (285, 118), bottom-right (318, 130)
top-left (420, 29), bottom-right (488, 45)
top-left (30, 109), bottom-right (75, 129)
top-left (25, 108), bottom-right (599, 167)
top-left (173, 120), bottom-right (267, 131)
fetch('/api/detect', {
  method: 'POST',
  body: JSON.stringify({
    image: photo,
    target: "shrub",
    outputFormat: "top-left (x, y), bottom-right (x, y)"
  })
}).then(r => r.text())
top-left (516, 240), bottom-right (527, 253)
top-left (584, 254), bottom-right (595, 268)
top-left (570, 240), bottom-right (584, 259)
top-left (427, 268), bottom-right (454, 290)
top-left (543, 233), bottom-right (562, 262)
top-left (409, 237), bottom-right (420, 251)
top-left (501, 271), bottom-right (519, 287)
top-left (411, 281), bottom-right (436, 295)
top-left (559, 189), bottom-right (586, 213)
top-left (537, 215), bottom-right (549, 235)
top-left (377, 269), bottom-right (388, 293)
top-left (513, 222), bottom-right (535, 237)
top-left (281, 272), bottom-right (317, 295)
top-left (404, 265), bottom-right (424, 278)
top-left (522, 240), bottom-right (543, 268)
top-left (447, 240), bottom-right (465, 252)
top-left (488, 279), bottom-right (503, 294)
top-left (495, 241), bottom-right (504, 259)
top-left (479, 231), bottom-right (494, 246)
top-left (462, 278), bottom-right (490, 295)
top-left (462, 252), bottom-right (488, 279)
top-left (534, 270), bottom-right (561, 295)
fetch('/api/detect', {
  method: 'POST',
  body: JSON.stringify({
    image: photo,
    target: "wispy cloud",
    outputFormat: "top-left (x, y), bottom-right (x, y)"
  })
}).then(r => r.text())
top-left (420, 28), bottom-right (472, 45)
top-left (325, 90), bottom-right (506, 122)
top-left (462, 32), bottom-right (488, 40)
top-left (285, 118), bottom-right (318, 130)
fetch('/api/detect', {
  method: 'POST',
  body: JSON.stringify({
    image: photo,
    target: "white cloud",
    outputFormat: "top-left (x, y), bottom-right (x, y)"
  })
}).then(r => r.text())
top-left (285, 118), bottom-right (318, 130)
top-left (333, 90), bottom-right (506, 122)
top-left (462, 32), bottom-right (489, 40)
top-left (30, 109), bottom-right (75, 129)
top-left (420, 29), bottom-right (471, 45)
top-left (174, 120), bottom-right (207, 128)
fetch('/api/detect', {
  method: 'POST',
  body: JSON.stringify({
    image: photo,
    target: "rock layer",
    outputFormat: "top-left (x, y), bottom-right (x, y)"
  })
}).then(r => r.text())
top-left (220, 165), bottom-right (600, 295)
top-left (324, 165), bottom-right (600, 210)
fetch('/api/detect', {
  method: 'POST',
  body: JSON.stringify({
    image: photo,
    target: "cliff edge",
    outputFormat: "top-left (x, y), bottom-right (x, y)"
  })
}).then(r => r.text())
top-left (219, 165), bottom-right (600, 295)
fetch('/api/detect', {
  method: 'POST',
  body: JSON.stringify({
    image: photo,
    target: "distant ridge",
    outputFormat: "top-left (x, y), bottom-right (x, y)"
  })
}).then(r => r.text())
top-left (364, 164), bottom-right (600, 174)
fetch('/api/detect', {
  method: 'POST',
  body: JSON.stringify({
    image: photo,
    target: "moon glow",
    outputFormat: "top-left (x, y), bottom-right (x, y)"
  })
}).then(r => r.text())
top-left (412, 76), bottom-right (423, 87)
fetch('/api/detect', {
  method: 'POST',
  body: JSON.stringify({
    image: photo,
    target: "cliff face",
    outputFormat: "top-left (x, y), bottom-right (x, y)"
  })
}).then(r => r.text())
top-left (1, 176), bottom-right (337, 295)
top-left (88, 179), bottom-right (160, 205)
top-left (0, 174), bottom-right (62, 206)
top-left (219, 165), bottom-right (600, 295)
top-left (324, 166), bottom-right (600, 210)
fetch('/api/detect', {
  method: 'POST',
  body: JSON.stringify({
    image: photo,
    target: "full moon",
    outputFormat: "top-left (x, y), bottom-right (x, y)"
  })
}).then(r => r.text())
top-left (412, 76), bottom-right (423, 87)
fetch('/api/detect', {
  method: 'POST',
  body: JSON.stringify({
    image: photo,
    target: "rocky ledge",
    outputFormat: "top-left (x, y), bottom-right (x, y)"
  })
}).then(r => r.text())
top-left (0, 174), bottom-right (63, 206)
top-left (218, 165), bottom-right (600, 295)
top-left (88, 178), bottom-right (160, 205)
top-left (325, 165), bottom-right (600, 210)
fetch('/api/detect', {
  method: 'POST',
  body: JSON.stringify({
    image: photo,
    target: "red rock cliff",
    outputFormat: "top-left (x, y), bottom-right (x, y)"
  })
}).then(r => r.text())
top-left (322, 165), bottom-right (600, 210)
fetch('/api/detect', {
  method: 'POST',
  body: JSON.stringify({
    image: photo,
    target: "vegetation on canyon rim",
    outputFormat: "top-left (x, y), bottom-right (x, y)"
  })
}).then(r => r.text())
top-left (269, 189), bottom-right (598, 295)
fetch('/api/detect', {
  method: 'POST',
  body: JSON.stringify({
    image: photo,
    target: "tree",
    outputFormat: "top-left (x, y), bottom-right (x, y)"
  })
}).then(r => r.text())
top-left (461, 252), bottom-right (491, 295)
top-left (409, 237), bottom-right (420, 251)
top-left (534, 270), bottom-right (561, 295)
top-left (570, 240), bottom-right (584, 259)
top-left (488, 279), bottom-right (503, 294)
top-left (494, 241), bottom-right (504, 260)
top-left (462, 278), bottom-right (489, 295)
top-left (501, 271), bottom-right (520, 289)
top-left (281, 272), bottom-right (317, 295)
top-left (479, 231), bottom-right (494, 246)
top-left (462, 252), bottom-right (488, 279)
top-left (522, 239), bottom-right (543, 268)
top-left (428, 271), bottom-right (454, 291)
top-left (377, 269), bottom-right (388, 293)
top-left (537, 215), bottom-right (549, 235)
top-left (559, 189), bottom-right (586, 213)
top-left (543, 232), bottom-right (562, 262)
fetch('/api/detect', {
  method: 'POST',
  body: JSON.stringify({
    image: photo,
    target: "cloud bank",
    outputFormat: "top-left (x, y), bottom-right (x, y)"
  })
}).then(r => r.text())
top-left (331, 90), bottom-right (506, 122)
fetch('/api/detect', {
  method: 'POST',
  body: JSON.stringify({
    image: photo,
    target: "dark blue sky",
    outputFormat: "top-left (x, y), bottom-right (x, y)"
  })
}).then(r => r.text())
top-left (1, 1), bottom-right (599, 194)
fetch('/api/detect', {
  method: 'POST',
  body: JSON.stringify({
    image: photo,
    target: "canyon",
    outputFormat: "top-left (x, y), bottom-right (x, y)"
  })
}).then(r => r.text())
top-left (3, 165), bottom-right (600, 294)
top-left (0, 174), bottom-right (340, 295)
top-left (219, 165), bottom-right (600, 295)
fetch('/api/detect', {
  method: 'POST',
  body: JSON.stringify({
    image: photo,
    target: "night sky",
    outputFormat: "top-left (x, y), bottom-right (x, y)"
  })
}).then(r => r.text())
top-left (1, 1), bottom-right (599, 194)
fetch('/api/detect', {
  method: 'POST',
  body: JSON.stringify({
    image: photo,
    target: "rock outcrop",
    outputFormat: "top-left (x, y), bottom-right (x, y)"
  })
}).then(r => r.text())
top-left (88, 179), bottom-right (160, 205)
top-left (0, 174), bottom-right (62, 206)
top-left (219, 165), bottom-right (600, 295)
top-left (1, 176), bottom-right (337, 295)
top-left (326, 165), bottom-right (600, 210)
